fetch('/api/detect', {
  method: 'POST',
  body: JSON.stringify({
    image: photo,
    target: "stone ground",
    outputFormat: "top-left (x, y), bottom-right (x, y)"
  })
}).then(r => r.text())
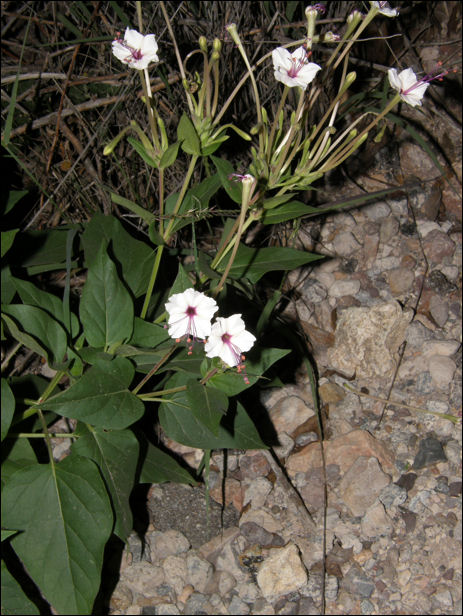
top-left (107, 88), bottom-right (462, 615)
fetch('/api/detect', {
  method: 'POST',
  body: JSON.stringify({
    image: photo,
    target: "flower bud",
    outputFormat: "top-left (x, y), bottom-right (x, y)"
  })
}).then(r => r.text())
top-left (210, 50), bottom-right (220, 63)
top-left (347, 10), bottom-right (363, 24)
top-left (199, 36), bottom-right (207, 52)
top-left (213, 38), bottom-right (222, 53)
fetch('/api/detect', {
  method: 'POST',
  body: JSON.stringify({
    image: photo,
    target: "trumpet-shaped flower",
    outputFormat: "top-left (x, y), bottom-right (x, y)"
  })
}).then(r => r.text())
top-left (388, 63), bottom-right (454, 107)
top-left (112, 27), bottom-right (159, 70)
top-left (370, 1), bottom-right (398, 17)
top-left (165, 289), bottom-right (218, 346)
top-left (272, 46), bottom-right (321, 89)
top-left (205, 315), bottom-right (256, 368)
top-left (388, 68), bottom-right (428, 106)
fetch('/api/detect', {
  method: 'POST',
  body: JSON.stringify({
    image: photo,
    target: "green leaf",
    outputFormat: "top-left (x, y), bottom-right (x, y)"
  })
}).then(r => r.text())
top-left (216, 244), bottom-right (325, 283)
top-left (82, 213), bottom-right (157, 298)
top-left (168, 262), bottom-right (193, 297)
top-left (37, 357), bottom-right (144, 429)
top-left (159, 141), bottom-right (180, 169)
top-left (80, 244), bottom-right (134, 348)
top-left (1, 379), bottom-right (15, 441)
top-left (177, 113), bottom-right (201, 155)
top-left (262, 193), bottom-right (296, 209)
top-left (72, 425), bottom-right (139, 541)
top-left (13, 277), bottom-right (79, 338)
top-left (1, 313), bottom-right (49, 361)
top-left (17, 228), bottom-right (74, 268)
top-left (1, 229), bottom-right (19, 258)
top-left (2, 265), bottom-right (16, 304)
top-left (127, 136), bottom-right (157, 167)
top-left (110, 192), bottom-right (156, 225)
top-left (2, 456), bottom-right (113, 615)
top-left (4, 189), bottom-right (28, 215)
top-left (1, 559), bottom-right (39, 615)
top-left (130, 317), bottom-right (170, 348)
top-left (186, 380), bottom-right (228, 435)
top-left (211, 155), bottom-right (242, 203)
top-left (139, 440), bottom-right (196, 484)
top-left (261, 201), bottom-right (320, 225)
top-left (159, 397), bottom-right (266, 449)
top-left (209, 347), bottom-right (291, 396)
top-left (1, 305), bottom-right (67, 365)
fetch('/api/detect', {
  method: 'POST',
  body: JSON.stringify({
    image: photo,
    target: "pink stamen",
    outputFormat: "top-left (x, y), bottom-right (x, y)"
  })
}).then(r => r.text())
top-left (402, 62), bottom-right (454, 95)
top-left (287, 52), bottom-right (309, 78)
top-left (115, 37), bottom-right (144, 63)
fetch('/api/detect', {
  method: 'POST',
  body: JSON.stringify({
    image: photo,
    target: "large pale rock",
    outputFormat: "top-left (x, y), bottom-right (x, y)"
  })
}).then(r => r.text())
top-left (327, 301), bottom-right (412, 379)
top-left (286, 429), bottom-right (395, 477)
top-left (269, 395), bottom-right (315, 437)
top-left (256, 543), bottom-right (308, 600)
top-left (339, 457), bottom-right (391, 516)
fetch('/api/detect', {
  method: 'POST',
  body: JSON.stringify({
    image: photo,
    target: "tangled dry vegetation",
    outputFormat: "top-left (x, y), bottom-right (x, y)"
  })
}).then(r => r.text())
top-left (1, 2), bottom-right (461, 240)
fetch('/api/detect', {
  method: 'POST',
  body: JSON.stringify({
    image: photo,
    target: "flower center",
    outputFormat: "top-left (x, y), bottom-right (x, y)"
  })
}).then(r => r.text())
top-left (221, 332), bottom-right (243, 366)
top-left (115, 37), bottom-right (144, 63)
top-left (287, 54), bottom-right (308, 78)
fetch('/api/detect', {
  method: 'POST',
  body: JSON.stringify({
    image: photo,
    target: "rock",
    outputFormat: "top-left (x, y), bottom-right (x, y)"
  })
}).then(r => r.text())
top-left (428, 355), bottom-right (457, 389)
top-left (256, 543), bottom-right (308, 600)
top-left (154, 604), bottom-right (181, 615)
top-left (122, 562), bottom-right (166, 599)
top-left (422, 231), bottom-right (455, 265)
top-left (379, 483), bottom-right (407, 509)
top-left (147, 530), bottom-right (190, 560)
top-left (387, 267), bottom-right (415, 295)
top-left (327, 301), bottom-right (412, 379)
top-left (361, 502), bottom-right (393, 538)
top-left (286, 429), bottom-right (395, 478)
top-left (341, 563), bottom-right (375, 598)
top-left (240, 521), bottom-right (285, 548)
top-left (413, 436), bottom-right (447, 469)
top-left (229, 595), bottom-right (251, 614)
top-left (161, 555), bottom-right (187, 596)
top-left (339, 457), bottom-right (391, 516)
top-left (429, 294), bottom-right (449, 327)
top-left (269, 396), bottom-right (315, 437)
top-left (243, 477), bottom-right (273, 509)
top-left (185, 553), bottom-right (214, 593)
top-left (329, 279), bottom-right (361, 298)
top-left (332, 231), bottom-right (362, 257)
top-left (302, 279), bottom-right (328, 303)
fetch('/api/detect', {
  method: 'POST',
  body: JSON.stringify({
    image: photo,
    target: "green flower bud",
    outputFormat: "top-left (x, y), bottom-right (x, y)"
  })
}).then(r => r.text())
top-left (199, 36), bottom-right (207, 52)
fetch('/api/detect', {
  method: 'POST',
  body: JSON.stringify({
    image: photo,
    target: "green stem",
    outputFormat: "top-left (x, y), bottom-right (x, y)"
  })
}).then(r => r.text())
top-left (140, 244), bottom-right (164, 319)
top-left (163, 155), bottom-right (199, 241)
top-left (267, 85), bottom-right (289, 163)
top-left (322, 93), bottom-right (400, 170)
top-left (225, 24), bottom-right (263, 153)
top-left (132, 344), bottom-right (177, 395)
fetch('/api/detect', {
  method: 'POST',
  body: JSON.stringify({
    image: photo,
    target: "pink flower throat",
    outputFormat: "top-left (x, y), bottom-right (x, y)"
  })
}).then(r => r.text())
top-left (287, 54), bottom-right (309, 78)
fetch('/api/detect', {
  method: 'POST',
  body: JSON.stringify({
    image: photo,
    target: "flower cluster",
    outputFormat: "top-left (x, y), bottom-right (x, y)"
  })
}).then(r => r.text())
top-left (165, 289), bottom-right (256, 377)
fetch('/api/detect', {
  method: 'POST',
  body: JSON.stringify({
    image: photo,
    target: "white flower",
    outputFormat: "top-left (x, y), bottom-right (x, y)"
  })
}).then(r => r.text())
top-left (370, 1), bottom-right (398, 17)
top-left (205, 315), bottom-right (256, 368)
top-left (272, 46), bottom-right (321, 89)
top-left (388, 67), bottom-right (429, 107)
top-left (165, 289), bottom-right (218, 342)
top-left (112, 27), bottom-right (159, 70)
